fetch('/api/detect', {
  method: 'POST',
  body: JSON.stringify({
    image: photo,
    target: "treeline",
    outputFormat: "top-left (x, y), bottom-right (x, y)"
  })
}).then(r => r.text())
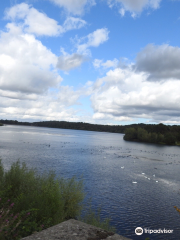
top-left (1, 119), bottom-right (180, 145)
top-left (124, 124), bottom-right (180, 145)
top-left (0, 119), bottom-right (126, 133)
top-left (32, 121), bottom-right (126, 133)
top-left (0, 119), bottom-right (31, 126)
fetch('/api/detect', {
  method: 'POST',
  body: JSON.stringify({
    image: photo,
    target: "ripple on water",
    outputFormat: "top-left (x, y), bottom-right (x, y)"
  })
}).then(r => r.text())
top-left (0, 126), bottom-right (180, 240)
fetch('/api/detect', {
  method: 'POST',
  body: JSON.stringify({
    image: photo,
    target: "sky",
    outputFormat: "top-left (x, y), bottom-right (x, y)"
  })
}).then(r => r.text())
top-left (0, 0), bottom-right (180, 125)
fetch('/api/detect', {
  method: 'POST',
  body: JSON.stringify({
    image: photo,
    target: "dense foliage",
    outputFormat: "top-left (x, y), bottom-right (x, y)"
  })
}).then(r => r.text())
top-left (0, 160), bottom-right (115, 239)
top-left (0, 160), bottom-right (84, 239)
top-left (123, 124), bottom-right (180, 145)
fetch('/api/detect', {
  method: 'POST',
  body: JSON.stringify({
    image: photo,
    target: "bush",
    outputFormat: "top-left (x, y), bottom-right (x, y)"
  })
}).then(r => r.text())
top-left (0, 160), bottom-right (84, 238)
top-left (0, 159), bottom-right (115, 239)
top-left (0, 199), bottom-right (47, 239)
top-left (123, 128), bottom-right (137, 141)
top-left (79, 209), bottom-right (116, 233)
top-left (78, 200), bottom-right (116, 233)
top-left (59, 177), bottom-right (84, 220)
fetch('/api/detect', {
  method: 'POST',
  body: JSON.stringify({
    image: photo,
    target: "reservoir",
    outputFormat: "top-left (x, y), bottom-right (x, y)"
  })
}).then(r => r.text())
top-left (0, 124), bottom-right (180, 239)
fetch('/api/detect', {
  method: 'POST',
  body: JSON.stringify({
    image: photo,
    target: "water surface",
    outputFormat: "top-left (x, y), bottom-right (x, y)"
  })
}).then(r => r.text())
top-left (0, 125), bottom-right (180, 240)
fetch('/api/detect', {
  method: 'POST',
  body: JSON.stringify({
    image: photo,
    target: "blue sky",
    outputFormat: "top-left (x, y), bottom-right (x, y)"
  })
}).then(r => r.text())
top-left (0, 0), bottom-right (180, 125)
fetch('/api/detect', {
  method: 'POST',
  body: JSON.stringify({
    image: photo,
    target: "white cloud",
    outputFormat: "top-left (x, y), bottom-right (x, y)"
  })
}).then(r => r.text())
top-left (5, 3), bottom-right (86, 36)
top-left (0, 83), bottom-right (89, 122)
top-left (0, 3), bottom-right (90, 122)
top-left (87, 28), bottom-right (109, 47)
top-left (149, 0), bottom-right (161, 9)
top-left (5, 3), bottom-right (62, 36)
top-left (107, 0), bottom-right (162, 16)
top-left (77, 28), bottom-right (109, 55)
top-left (57, 49), bottom-right (88, 71)
top-left (24, 8), bottom-right (63, 36)
top-left (93, 59), bottom-right (103, 68)
top-left (119, 8), bottom-right (125, 16)
top-left (93, 112), bottom-right (132, 121)
top-left (135, 44), bottom-right (180, 80)
top-left (90, 43), bottom-right (180, 123)
top-left (0, 89), bottom-right (38, 100)
top-left (63, 17), bottom-right (87, 31)
top-left (0, 21), bottom-right (61, 96)
top-left (0, 94), bottom-right (81, 122)
top-left (48, 0), bottom-right (96, 15)
top-left (5, 2), bottom-right (29, 19)
top-left (93, 58), bottom-right (118, 69)
top-left (55, 86), bottom-right (82, 106)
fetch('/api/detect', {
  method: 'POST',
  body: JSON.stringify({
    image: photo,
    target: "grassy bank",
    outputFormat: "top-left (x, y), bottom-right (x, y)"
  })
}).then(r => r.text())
top-left (0, 160), bottom-right (115, 239)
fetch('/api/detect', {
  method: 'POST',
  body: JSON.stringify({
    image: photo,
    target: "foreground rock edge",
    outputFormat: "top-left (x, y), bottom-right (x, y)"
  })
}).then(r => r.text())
top-left (20, 219), bottom-right (132, 240)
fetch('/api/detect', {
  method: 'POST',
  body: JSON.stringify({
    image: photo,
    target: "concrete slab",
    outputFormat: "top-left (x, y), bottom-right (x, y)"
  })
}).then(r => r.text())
top-left (21, 219), bottom-right (132, 240)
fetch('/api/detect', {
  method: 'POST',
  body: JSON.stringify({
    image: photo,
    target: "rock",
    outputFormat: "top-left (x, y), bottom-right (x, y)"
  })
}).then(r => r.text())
top-left (20, 219), bottom-right (131, 240)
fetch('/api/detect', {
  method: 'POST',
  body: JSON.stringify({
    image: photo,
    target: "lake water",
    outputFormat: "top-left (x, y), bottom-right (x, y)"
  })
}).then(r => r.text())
top-left (0, 125), bottom-right (180, 240)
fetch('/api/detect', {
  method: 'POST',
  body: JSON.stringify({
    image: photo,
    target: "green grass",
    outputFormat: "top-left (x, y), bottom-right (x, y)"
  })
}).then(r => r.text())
top-left (0, 159), bottom-right (115, 239)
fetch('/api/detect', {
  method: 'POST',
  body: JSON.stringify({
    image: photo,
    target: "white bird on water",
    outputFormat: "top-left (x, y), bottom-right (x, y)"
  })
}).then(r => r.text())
top-left (153, 174), bottom-right (155, 177)
top-left (148, 178), bottom-right (150, 180)
top-left (121, 166), bottom-right (124, 169)
top-left (132, 181), bottom-right (137, 183)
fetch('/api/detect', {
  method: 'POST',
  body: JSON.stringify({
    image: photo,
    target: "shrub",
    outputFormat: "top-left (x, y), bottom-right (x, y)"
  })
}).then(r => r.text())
top-left (0, 159), bottom-right (115, 238)
top-left (123, 128), bottom-right (137, 141)
top-left (78, 200), bottom-right (116, 233)
top-left (59, 176), bottom-right (84, 220)
top-left (0, 160), bottom-right (84, 238)
top-left (0, 199), bottom-right (34, 240)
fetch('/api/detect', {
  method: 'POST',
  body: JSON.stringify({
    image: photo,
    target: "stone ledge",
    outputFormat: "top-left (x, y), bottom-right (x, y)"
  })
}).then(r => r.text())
top-left (21, 219), bottom-right (132, 240)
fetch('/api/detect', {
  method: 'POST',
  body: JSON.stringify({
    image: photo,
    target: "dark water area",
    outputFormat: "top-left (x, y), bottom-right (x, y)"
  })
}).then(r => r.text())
top-left (0, 125), bottom-right (180, 240)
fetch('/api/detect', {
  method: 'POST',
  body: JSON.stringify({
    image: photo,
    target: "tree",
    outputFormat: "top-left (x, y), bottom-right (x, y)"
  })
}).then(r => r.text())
top-left (149, 132), bottom-right (157, 143)
top-left (157, 133), bottom-right (165, 143)
top-left (137, 128), bottom-right (149, 142)
top-left (123, 128), bottom-right (137, 141)
top-left (157, 123), bottom-right (169, 134)
top-left (164, 132), bottom-right (176, 145)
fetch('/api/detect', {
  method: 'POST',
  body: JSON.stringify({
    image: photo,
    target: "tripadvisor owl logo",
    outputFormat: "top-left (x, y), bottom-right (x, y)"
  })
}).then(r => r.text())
top-left (135, 227), bottom-right (143, 235)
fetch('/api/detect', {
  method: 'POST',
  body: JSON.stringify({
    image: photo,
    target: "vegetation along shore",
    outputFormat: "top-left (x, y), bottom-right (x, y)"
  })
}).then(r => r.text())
top-left (0, 160), bottom-right (115, 240)
top-left (1, 119), bottom-right (180, 146)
